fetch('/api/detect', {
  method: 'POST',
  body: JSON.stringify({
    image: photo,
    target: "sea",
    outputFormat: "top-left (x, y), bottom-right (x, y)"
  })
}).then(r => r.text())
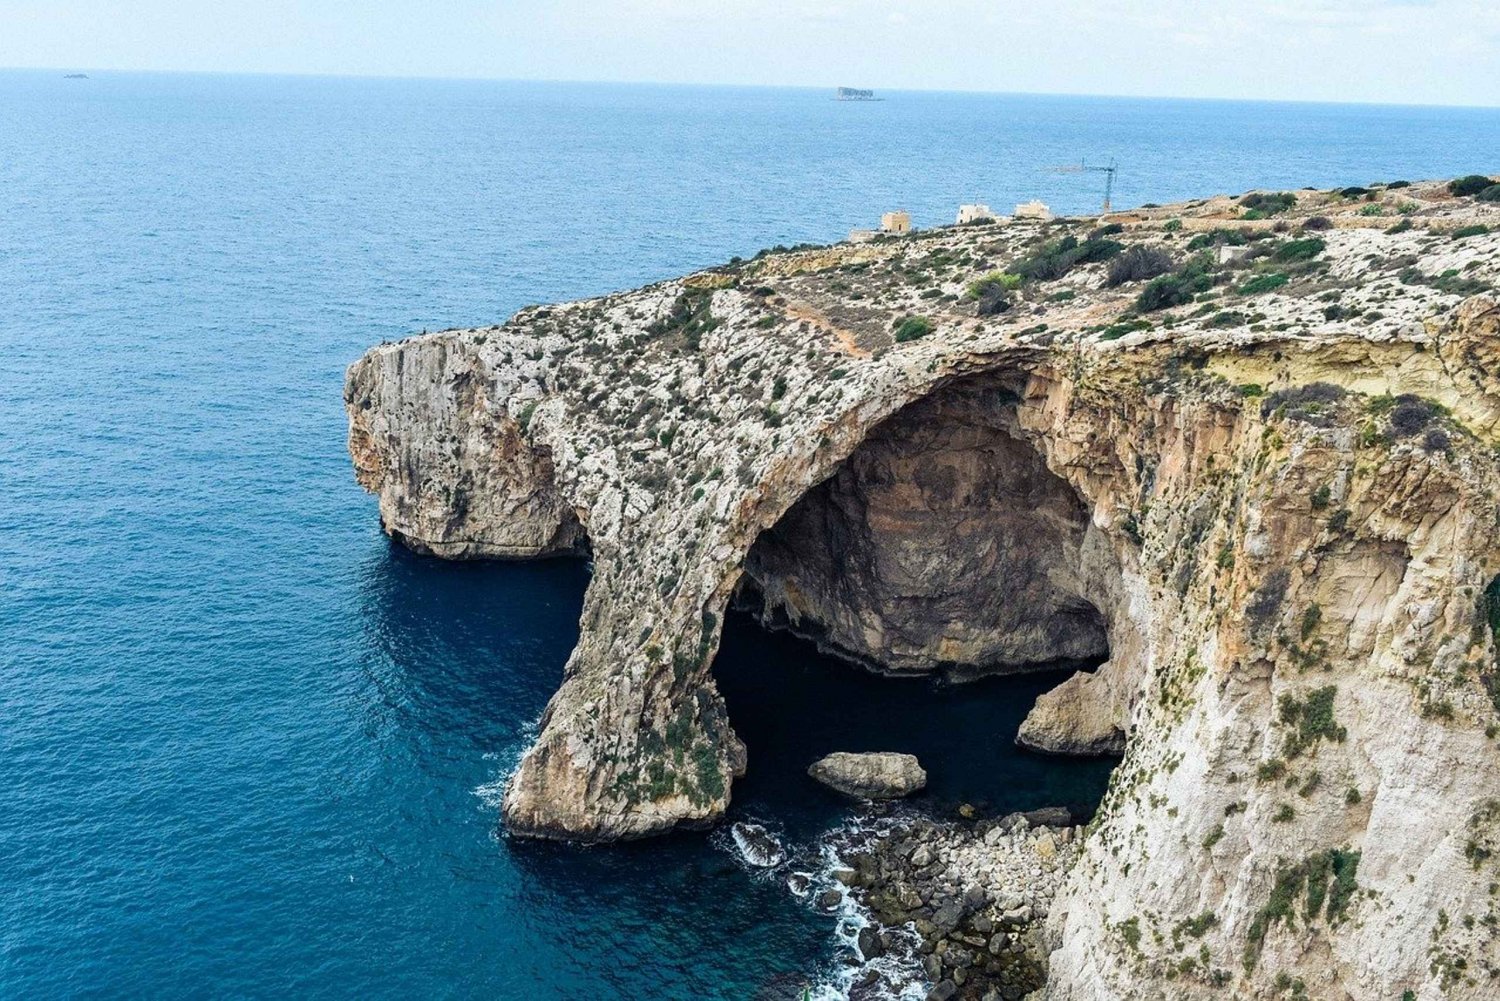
top-left (4, 70), bottom-right (1499, 999)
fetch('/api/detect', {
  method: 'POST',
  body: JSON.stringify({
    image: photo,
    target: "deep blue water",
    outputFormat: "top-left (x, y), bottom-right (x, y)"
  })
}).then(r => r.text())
top-left (3, 70), bottom-right (1499, 999)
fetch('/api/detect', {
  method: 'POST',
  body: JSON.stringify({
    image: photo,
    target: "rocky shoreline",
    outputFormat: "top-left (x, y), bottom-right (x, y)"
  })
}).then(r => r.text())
top-left (824, 806), bottom-right (1084, 1001)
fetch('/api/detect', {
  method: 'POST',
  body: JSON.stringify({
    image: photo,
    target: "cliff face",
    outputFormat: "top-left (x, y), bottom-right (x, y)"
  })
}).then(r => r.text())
top-left (347, 180), bottom-right (1500, 999)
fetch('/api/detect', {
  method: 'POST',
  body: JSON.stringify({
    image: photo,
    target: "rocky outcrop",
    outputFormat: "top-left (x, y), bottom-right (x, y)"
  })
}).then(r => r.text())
top-left (348, 179), bottom-right (1500, 999)
top-left (808, 751), bottom-right (928, 799)
top-left (1014, 669), bottom-right (1126, 756)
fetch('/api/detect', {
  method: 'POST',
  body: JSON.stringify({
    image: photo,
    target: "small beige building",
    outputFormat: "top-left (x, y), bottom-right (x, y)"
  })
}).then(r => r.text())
top-left (1014, 200), bottom-right (1052, 221)
top-left (880, 210), bottom-right (912, 234)
top-left (848, 229), bottom-right (877, 244)
top-left (956, 203), bottom-right (996, 225)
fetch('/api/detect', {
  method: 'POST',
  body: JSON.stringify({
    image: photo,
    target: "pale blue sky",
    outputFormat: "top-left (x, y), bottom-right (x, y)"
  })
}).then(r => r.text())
top-left (3, 0), bottom-right (1497, 106)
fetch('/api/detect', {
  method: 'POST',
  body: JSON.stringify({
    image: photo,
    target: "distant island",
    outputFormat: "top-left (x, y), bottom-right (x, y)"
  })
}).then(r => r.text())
top-left (63, 73), bottom-right (88, 79)
top-left (836, 87), bottom-right (878, 101)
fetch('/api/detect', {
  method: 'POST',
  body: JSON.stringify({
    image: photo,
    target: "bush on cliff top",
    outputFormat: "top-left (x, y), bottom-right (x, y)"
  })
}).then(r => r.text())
top-left (893, 315), bottom-right (934, 342)
top-left (1239, 272), bottom-right (1289, 295)
top-left (1274, 238), bottom-right (1326, 263)
top-left (1106, 245), bottom-right (1174, 287)
top-left (1135, 258), bottom-right (1212, 312)
top-left (1010, 234), bottom-right (1124, 283)
top-left (964, 271), bottom-right (1022, 299)
top-left (1450, 174), bottom-right (1497, 197)
top-left (1239, 191), bottom-right (1298, 215)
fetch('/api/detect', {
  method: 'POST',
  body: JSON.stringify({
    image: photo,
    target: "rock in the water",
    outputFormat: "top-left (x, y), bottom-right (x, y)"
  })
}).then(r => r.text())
top-left (808, 752), bottom-right (927, 799)
top-left (1014, 667), bottom-right (1126, 756)
top-left (729, 821), bottom-right (784, 867)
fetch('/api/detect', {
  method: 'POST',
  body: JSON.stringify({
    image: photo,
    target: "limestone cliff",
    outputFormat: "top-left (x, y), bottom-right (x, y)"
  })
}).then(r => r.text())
top-left (347, 179), bottom-right (1500, 999)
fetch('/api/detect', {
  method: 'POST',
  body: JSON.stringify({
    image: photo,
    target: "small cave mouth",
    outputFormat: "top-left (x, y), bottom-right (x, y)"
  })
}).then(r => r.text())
top-left (736, 374), bottom-right (1118, 684)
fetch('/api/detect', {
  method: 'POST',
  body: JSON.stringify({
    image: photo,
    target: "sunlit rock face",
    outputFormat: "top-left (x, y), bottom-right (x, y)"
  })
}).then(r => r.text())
top-left (348, 179), bottom-right (1500, 1000)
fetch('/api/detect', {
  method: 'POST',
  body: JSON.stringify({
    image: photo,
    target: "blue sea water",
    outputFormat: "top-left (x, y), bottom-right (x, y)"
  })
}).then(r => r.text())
top-left (3, 70), bottom-right (1499, 999)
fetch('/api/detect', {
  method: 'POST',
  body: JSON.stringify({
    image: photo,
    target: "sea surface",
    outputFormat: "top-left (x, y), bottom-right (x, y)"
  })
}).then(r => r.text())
top-left (4, 71), bottom-right (1499, 999)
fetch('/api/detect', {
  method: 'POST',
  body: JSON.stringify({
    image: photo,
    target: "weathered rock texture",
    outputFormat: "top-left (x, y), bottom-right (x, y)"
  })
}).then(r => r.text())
top-left (347, 178), bottom-right (1500, 999)
top-left (1014, 667), bottom-right (1126, 755)
top-left (742, 381), bottom-right (1110, 675)
top-left (808, 751), bottom-right (928, 799)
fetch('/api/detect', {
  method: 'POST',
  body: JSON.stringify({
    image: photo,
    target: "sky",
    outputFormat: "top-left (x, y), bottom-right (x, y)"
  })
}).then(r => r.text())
top-left (2, 0), bottom-right (1498, 107)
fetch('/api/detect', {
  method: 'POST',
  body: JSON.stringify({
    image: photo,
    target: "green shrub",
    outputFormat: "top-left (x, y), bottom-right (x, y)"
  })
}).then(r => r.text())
top-left (893, 315), bottom-right (935, 342)
top-left (1072, 238), bottom-right (1125, 264)
top-left (1243, 850), bottom-right (1361, 972)
top-left (1239, 272), bottom-right (1289, 295)
top-left (648, 288), bottom-right (720, 348)
top-left (1479, 185), bottom-right (1500, 203)
top-left (1301, 216), bottom-right (1333, 231)
top-left (1098, 318), bottom-right (1152, 341)
top-left (1011, 234), bottom-right (1123, 282)
top-left (1449, 174), bottom-right (1496, 197)
top-left (1274, 238), bottom-right (1326, 262)
top-left (1136, 259), bottom-right (1212, 312)
top-left (964, 270), bottom-right (1022, 299)
top-left (1239, 191), bottom-right (1298, 215)
top-left (1280, 685), bottom-right (1346, 757)
top-left (1106, 245), bottom-right (1174, 286)
top-left (1452, 224), bottom-right (1490, 240)
top-left (1186, 228), bottom-right (1248, 251)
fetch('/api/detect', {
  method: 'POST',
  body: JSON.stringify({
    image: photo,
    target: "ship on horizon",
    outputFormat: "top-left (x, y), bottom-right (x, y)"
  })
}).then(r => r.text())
top-left (836, 87), bottom-right (880, 101)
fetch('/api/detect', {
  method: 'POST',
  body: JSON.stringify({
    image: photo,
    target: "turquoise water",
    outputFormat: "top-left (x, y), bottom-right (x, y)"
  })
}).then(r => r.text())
top-left (3, 71), bottom-right (1499, 998)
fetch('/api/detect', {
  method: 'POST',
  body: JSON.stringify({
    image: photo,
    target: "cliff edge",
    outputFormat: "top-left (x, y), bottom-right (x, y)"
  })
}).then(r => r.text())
top-left (347, 179), bottom-right (1500, 999)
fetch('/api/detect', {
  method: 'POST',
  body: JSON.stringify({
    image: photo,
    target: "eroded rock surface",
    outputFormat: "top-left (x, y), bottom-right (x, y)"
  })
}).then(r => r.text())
top-left (742, 380), bottom-right (1109, 675)
top-left (809, 751), bottom-right (928, 799)
top-left (347, 179), bottom-right (1500, 999)
top-left (1015, 668), bottom-right (1126, 756)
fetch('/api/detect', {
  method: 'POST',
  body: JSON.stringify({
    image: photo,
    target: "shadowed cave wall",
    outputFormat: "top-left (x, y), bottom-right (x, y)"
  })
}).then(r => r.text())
top-left (738, 376), bottom-right (1121, 685)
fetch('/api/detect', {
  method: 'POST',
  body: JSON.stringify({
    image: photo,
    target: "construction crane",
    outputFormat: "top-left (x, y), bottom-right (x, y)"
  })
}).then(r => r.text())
top-left (1049, 158), bottom-right (1119, 213)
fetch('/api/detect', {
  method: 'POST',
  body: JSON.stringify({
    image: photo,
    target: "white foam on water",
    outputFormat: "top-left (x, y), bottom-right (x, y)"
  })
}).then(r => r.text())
top-left (798, 814), bottom-right (931, 1001)
top-left (730, 820), bottom-right (787, 868)
top-left (471, 719), bottom-right (541, 813)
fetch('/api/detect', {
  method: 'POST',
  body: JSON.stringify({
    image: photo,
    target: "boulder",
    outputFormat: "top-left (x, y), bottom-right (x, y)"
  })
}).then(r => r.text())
top-left (808, 751), bottom-right (927, 799)
top-left (1015, 668), bottom-right (1126, 756)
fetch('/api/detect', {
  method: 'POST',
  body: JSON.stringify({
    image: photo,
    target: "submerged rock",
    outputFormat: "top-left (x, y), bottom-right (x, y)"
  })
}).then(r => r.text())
top-left (808, 752), bottom-right (927, 800)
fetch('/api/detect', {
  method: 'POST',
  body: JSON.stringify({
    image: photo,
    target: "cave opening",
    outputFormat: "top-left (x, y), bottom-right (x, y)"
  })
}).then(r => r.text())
top-left (714, 371), bottom-right (1127, 826)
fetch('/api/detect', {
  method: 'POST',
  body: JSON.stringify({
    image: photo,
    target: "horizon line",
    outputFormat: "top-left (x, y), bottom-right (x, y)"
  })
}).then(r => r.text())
top-left (4, 64), bottom-right (1500, 113)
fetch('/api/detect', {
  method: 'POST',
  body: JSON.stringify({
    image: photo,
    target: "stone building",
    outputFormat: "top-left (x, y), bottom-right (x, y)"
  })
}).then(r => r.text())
top-left (880, 210), bottom-right (911, 234)
top-left (956, 203), bottom-right (996, 225)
